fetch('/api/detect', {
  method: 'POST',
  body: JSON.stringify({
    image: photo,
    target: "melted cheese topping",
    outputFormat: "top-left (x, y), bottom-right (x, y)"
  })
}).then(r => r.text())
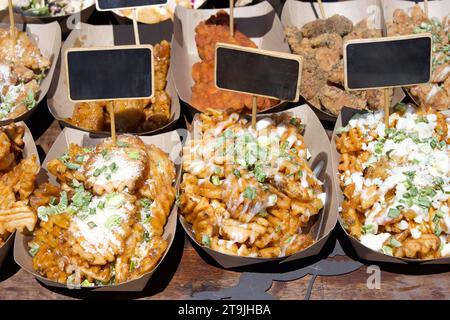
top-left (70, 193), bottom-right (133, 256)
top-left (340, 107), bottom-right (450, 256)
top-left (85, 148), bottom-right (143, 190)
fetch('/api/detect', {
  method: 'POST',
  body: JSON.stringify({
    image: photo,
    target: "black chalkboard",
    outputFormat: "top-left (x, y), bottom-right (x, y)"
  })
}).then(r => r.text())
top-left (66, 46), bottom-right (153, 102)
top-left (215, 43), bottom-right (302, 102)
top-left (96, 0), bottom-right (167, 10)
top-left (344, 34), bottom-right (432, 90)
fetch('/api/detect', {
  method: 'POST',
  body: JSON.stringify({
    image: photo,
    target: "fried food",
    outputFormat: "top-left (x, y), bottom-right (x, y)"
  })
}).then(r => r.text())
top-left (285, 15), bottom-right (390, 116)
top-left (0, 123), bottom-right (39, 247)
top-left (29, 135), bottom-right (176, 286)
top-left (0, 28), bottom-right (50, 120)
top-left (67, 40), bottom-right (172, 133)
top-left (387, 6), bottom-right (449, 111)
top-left (180, 109), bottom-right (326, 258)
top-left (115, 0), bottom-right (193, 24)
top-left (190, 11), bottom-right (278, 112)
top-left (335, 106), bottom-right (450, 259)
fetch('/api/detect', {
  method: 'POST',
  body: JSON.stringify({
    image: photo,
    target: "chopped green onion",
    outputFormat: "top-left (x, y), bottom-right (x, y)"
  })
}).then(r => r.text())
top-left (87, 221), bottom-right (97, 229)
top-left (390, 238), bottom-right (402, 248)
top-left (28, 243), bottom-right (40, 257)
top-left (210, 175), bottom-right (221, 186)
top-left (382, 246), bottom-right (393, 256)
top-left (243, 186), bottom-right (257, 200)
top-left (201, 234), bottom-right (211, 247)
top-left (388, 208), bottom-right (401, 219)
top-left (105, 214), bottom-right (123, 229)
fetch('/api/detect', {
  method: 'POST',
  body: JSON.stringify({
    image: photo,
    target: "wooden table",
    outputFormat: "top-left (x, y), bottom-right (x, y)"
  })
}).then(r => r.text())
top-left (1, 113), bottom-right (449, 300)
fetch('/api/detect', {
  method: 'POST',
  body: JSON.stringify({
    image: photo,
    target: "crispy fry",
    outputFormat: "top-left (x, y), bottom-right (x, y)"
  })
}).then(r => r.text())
top-left (180, 110), bottom-right (325, 258)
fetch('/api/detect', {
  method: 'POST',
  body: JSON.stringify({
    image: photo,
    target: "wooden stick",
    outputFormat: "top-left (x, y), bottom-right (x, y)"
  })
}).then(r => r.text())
top-left (384, 88), bottom-right (390, 127)
top-left (132, 8), bottom-right (140, 45)
top-left (109, 103), bottom-right (117, 144)
top-left (252, 95), bottom-right (257, 129)
top-left (229, 0), bottom-right (234, 38)
top-left (8, 0), bottom-right (15, 44)
top-left (317, 0), bottom-right (326, 19)
top-left (424, 0), bottom-right (429, 19)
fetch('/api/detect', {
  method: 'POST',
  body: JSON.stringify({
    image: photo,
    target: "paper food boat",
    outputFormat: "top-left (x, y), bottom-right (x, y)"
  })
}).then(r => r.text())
top-left (0, 0), bottom-right (95, 34)
top-left (0, 122), bottom-right (39, 270)
top-left (0, 22), bottom-right (61, 126)
top-left (14, 128), bottom-right (182, 291)
top-left (47, 22), bottom-right (180, 136)
top-left (171, 0), bottom-right (291, 116)
top-left (281, 0), bottom-right (405, 122)
top-left (179, 104), bottom-right (339, 268)
top-left (331, 107), bottom-right (450, 264)
top-left (382, 0), bottom-right (450, 110)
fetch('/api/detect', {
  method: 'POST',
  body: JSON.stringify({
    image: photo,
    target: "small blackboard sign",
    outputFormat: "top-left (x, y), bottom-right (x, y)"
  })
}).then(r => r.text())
top-left (344, 34), bottom-right (432, 90)
top-left (96, 0), bottom-right (168, 11)
top-left (66, 45), bottom-right (154, 102)
top-left (215, 43), bottom-right (302, 102)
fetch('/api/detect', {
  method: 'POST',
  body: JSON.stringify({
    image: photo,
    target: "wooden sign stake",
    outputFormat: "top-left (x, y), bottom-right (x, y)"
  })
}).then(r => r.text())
top-left (132, 8), bottom-right (141, 45)
top-left (384, 88), bottom-right (390, 127)
top-left (424, 0), bottom-right (429, 19)
top-left (108, 103), bottom-right (117, 144)
top-left (251, 95), bottom-right (257, 129)
top-left (229, 0), bottom-right (234, 37)
top-left (317, 0), bottom-right (326, 19)
top-left (8, 0), bottom-right (16, 44)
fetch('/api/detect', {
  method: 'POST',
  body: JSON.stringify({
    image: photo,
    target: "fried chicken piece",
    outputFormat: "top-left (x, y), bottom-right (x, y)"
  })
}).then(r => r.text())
top-left (310, 32), bottom-right (343, 53)
top-left (0, 29), bottom-right (50, 70)
top-left (301, 14), bottom-right (353, 38)
top-left (301, 59), bottom-right (327, 102)
top-left (319, 85), bottom-right (367, 115)
top-left (444, 76), bottom-right (450, 96)
top-left (154, 40), bottom-right (170, 91)
top-left (315, 47), bottom-right (340, 73)
top-left (284, 26), bottom-right (303, 53)
top-left (67, 40), bottom-right (171, 133)
top-left (327, 60), bottom-right (344, 85)
top-left (411, 84), bottom-right (450, 111)
top-left (191, 12), bottom-right (277, 112)
top-left (69, 102), bottom-right (106, 131)
top-left (109, 99), bottom-right (147, 133)
top-left (366, 88), bottom-right (393, 110)
top-left (393, 234), bottom-right (441, 259)
top-left (348, 20), bottom-right (381, 39)
top-left (141, 91), bottom-right (171, 132)
top-left (12, 65), bottom-right (35, 83)
top-left (431, 64), bottom-right (450, 83)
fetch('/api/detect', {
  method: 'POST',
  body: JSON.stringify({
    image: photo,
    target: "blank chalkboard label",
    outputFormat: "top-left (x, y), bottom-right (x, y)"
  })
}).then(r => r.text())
top-left (344, 34), bottom-right (432, 90)
top-left (215, 43), bottom-right (302, 102)
top-left (66, 45), bottom-right (154, 102)
top-left (96, 0), bottom-right (167, 11)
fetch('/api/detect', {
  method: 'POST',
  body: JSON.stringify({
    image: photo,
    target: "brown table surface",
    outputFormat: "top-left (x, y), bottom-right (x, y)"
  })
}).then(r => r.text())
top-left (1, 119), bottom-right (449, 300)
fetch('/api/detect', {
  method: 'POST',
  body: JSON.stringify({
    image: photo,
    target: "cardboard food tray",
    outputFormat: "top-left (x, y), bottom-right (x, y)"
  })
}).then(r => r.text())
top-left (0, 122), bottom-right (39, 270)
top-left (47, 22), bottom-right (180, 136)
top-left (331, 107), bottom-right (450, 264)
top-left (0, 22), bottom-right (61, 126)
top-left (280, 0), bottom-right (405, 121)
top-left (179, 104), bottom-right (338, 268)
top-left (14, 128), bottom-right (182, 291)
top-left (0, 1), bottom-right (95, 34)
top-left (382, 0), bottom-right (450, 108)
top-left (171, 0), bottom-right (290, 116)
